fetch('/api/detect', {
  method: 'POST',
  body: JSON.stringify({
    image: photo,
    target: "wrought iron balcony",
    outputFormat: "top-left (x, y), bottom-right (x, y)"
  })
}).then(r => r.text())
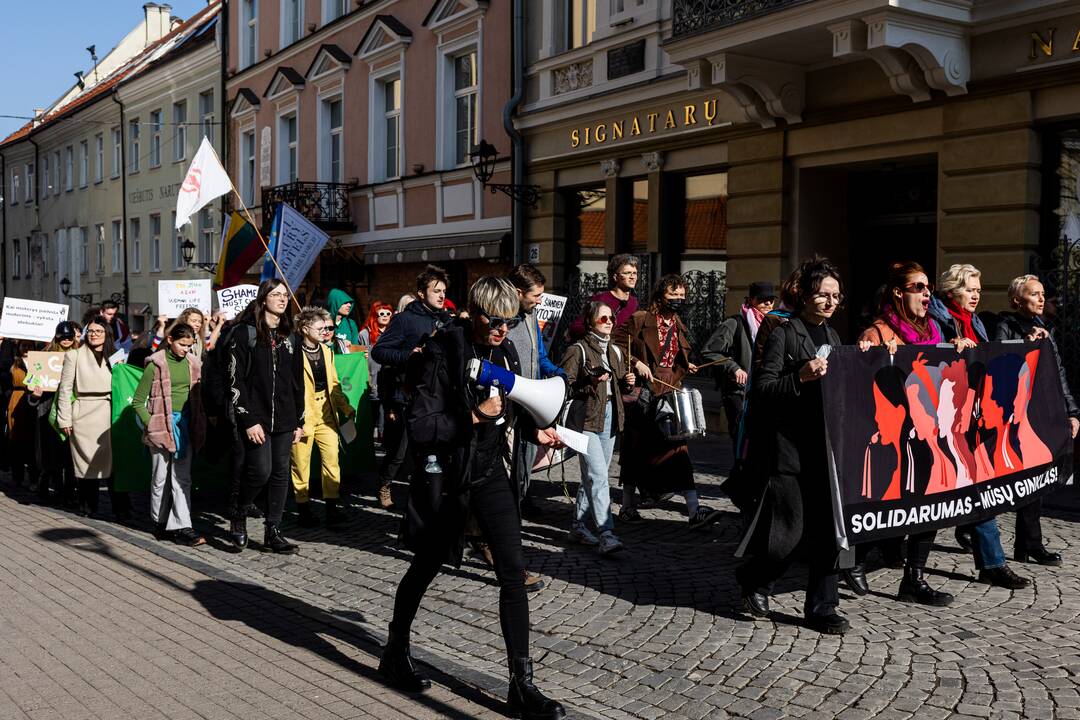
top-left (261, 180), bottom-right (356, 233)
top-left (672, 0), bottom-right (812, 38)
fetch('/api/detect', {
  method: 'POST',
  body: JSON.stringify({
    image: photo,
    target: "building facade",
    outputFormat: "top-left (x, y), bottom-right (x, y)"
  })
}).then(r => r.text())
top-left (518, 0), bottom-right (1080, 370)
top-left (1, 2), bottom-right (224, 332)
top-left (224, 0), bottom-right (513, 309)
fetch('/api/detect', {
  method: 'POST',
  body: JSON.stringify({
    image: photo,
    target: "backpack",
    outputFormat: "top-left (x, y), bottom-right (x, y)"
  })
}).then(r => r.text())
top-left (201, 323), bottom-right (257, 419)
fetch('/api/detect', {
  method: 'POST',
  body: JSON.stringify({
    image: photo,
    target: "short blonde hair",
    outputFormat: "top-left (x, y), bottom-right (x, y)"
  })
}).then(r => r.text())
top-left (469, 276), bottom-right (519, 318)
top-left (295, 305), bottom-right (331, 331)
top-left (938, 263), bottom-right (981, 301)
top-left (1007, 274), bottom-right (1041, 304)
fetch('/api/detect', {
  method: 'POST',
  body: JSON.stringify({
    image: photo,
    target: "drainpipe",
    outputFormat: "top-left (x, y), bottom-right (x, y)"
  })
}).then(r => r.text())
top-left (1, 151), bottom-right (6, 298)
top-left (502, 0), bottom-right (526, 267)
top-left (111, 89), bottom-right (131, 315)
top-left (28, 136), bottom-right (39, 217)
top-left (220, 0), bottom-right (229, 220)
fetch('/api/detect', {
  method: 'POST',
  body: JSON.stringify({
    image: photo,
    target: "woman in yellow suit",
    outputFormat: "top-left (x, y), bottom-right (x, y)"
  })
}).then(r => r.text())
top-left (291, 307), bottom-right (355, 528)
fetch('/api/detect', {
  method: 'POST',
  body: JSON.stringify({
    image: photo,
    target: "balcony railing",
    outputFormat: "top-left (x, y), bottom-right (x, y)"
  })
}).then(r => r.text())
top-left (672, 0), bottom-right (813, 38)
top-left (261, 180), bottom-right (356, 233)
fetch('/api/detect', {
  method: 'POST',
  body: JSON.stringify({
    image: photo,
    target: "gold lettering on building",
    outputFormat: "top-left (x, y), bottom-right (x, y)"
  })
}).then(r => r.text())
top-left (664, 110), bottom-right (676, 129)
top-left (631, 117), bottom-right (641, 136)
top-left (570, 129), bottom-right (580, 148)
top-left (1030, 28), bottom-right (1055, 59)
top-left (595, 124), bottom-right (607, 143)
top-left (684, 104), bottom-right (697, 126)
top-left (647, 113), bottom-right (658, 132)
top-left (612, 121), bottom-right (624, 141)
top-left (1074, 29), bottom-right (1080, 52)
top-left (584, 126), bottom-right (591, 145)
top-left (704, 99), bottom-right (717, 125)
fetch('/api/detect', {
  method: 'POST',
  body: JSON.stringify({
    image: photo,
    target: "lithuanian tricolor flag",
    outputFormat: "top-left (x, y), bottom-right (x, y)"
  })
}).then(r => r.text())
top-left (214, 212), bottom-right (266, 288)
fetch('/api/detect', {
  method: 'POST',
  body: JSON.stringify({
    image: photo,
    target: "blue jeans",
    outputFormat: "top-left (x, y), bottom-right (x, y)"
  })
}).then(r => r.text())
top-left (972, 517), bottom-right (1007, 570)
top-left (575, 404), bottom-right (617, 534)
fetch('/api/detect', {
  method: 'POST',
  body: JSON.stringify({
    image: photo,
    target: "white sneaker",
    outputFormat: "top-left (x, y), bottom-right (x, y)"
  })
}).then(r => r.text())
top-left (569, 525), bottom-right (600, 546)
top-left (598, 532), bottom-right (624, 555)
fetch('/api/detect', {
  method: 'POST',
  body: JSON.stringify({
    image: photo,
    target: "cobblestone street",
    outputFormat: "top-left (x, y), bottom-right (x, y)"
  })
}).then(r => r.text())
top-left (4, 438), bottom-right (1080, 719)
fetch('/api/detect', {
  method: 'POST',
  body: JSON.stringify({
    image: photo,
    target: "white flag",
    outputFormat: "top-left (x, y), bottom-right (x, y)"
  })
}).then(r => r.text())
top-left (175, 136), bottom-right (234, 230)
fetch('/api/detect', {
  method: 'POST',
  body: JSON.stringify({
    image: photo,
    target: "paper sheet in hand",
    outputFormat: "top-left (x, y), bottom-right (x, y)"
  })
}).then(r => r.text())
top-left (339, 418), bottom-right (357, 444)
top-left (555, 425), bottom-right (590, 456)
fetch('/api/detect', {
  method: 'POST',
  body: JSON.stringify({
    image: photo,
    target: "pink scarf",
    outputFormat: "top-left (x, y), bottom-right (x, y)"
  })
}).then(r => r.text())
top-left (742, 303), bottom-right (765, 342)
top-left (883, 306), bottom-right (941, 345)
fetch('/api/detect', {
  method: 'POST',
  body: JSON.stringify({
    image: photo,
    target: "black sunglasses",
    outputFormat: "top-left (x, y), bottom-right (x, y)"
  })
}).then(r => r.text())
top-left (483, 314), bottom-right (521, 331)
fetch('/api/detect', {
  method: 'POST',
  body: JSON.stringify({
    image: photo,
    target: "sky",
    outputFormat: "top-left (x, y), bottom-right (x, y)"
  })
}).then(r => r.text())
top-left (0, 0), bottom-right (210, 137)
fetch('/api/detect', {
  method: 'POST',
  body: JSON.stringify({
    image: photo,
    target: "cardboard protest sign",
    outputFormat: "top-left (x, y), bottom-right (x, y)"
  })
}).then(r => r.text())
top-left (0, 297), bottom-right (69, 342)
top-left (216, 284), bottom-right (259, 320)
top-left (23, 351), bottom-right (66, 391)
top-left (822, 342), bottom-right (1074, 549)
top-left (536, 293), bottom-right (567, 347)
top-left (158, 279), bottom-right (212, 317)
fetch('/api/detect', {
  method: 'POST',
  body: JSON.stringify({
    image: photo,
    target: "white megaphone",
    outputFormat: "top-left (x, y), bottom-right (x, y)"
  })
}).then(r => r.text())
top-left (466, 358), bottom-right (567, 429)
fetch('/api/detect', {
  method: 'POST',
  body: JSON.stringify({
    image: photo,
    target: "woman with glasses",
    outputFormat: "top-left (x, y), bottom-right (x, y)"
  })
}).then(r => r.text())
top-left (379, 276), bottom-right (566, 720)
top-left (569, 254), bottom-right (640, 340)
top-left (57, 316), bottom-right (118, 518)
top-left (612, 274), bottom-right (720, 528)
top-left (845, 261), bottom-right (953, 607)
top-left (358, 302), bottom-right (394, 441)
top-left (561, 301), bottom-right (635, 555)
top-left (736, 257), bottom-right (854, 635)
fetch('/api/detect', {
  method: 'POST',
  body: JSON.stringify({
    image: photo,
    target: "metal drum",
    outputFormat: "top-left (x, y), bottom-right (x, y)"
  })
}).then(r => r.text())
top-left (656, 387), bottom-right (707, 441)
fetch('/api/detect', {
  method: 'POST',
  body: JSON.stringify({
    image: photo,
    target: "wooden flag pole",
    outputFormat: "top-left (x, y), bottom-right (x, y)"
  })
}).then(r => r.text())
top-left (230, 188), bottom-right (303, 313)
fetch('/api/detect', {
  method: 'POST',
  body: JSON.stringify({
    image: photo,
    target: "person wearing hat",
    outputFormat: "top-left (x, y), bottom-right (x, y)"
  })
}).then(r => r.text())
top-left (702, 281), bottom-right (777, 454)
top-left (29, 322), bottom-right (81, 505)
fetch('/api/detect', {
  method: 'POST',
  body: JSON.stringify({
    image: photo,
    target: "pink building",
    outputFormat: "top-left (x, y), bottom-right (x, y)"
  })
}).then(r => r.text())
top-left (225, 0), bottom-right (512, 308)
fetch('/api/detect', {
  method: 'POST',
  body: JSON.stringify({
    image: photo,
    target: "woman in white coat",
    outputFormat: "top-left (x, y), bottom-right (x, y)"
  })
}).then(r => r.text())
top-left (57, 316), bottom-right (123, 519)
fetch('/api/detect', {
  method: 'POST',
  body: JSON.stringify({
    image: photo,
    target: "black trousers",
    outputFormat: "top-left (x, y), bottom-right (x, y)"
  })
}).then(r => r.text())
top-left (379, 404), bottom-right (411, 488)
top-left (390, 471), bottom-right (529, 662)
top-left (240, 431), bottom-right (292, 525)
top-left (1015, 499), bottom-right (1044, 552)
top-left (855, 530), bottom-right (936, 569)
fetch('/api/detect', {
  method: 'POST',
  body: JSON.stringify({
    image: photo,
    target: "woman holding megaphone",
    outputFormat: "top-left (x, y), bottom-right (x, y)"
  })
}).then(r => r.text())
top-left (379, 276), bottom-right (566, 720)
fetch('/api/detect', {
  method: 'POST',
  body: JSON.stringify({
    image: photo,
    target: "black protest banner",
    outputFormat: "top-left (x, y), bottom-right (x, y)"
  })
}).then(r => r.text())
top-left (822, 340), bottom-right (1074, 547)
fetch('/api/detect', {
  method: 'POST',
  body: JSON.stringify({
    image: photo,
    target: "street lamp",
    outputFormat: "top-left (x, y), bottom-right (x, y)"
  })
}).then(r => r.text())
top-left (468, 138), bottom-right (540, 208)
top-left (59, 276), bottom-right (94, 304)
top-left (181, 237), bottom-right (217, 273)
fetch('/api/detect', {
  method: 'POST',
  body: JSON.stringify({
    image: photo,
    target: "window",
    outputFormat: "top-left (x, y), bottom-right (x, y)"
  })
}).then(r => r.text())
top-left (41, 234), bottom-right (50, 276)
top-left (278, 113), bottom-right (298, 183)
top-left (172, 212), bottom-right (185, 270)
top-left (324, 0), bottom-right (348, 22)
top-left (10, 170), bottom-right (18, 205)
top-left (453, 51), bottom-right (478, 166)
top-left (12, 239), bottom-right (20, 278)
top-left (241, 129), bottom-right (256, 205)
top-left (130, 218), bottom-right (141, 273)
top-left (383, 78), bottom-right (401, 180)
top-left (112, 220), bottom-right (123, 272)
top-left (242, 0), bottom-right (258, 69)
top-left (282, 0), bottom-right (302, 46)
top-left (64, 146), bottom-right (74, 191)
top-left (79, 141), bottom-right (88, 187)
top-left (94, 135), bottom-right (103, 182)
top-left (112, 127), bottom-right (122, 177)
top-left (565, 0), bottom-right (596, 50)
top-left (173, 101), bottom-right (187, 161)
top-left (42, 156), bottom-right (49, 196)
top-left (95, 224), bottom-right (105, 274)
top-left (199, 90), bottom-right (215, 144)
top-left (150, 214), bottom-right (161, 271)
top-left (80, 227), bottom-right (89, 274)
top-left (25, 162), bottom-right (33, 203)
top-left (129, 119), bottom-right (140, 172)
top-left (149, 110), bottom-right (162, 167)
top-left (53, 151), bottom-right (60, 194)
top-left (321, 97), bottom-right (343, 183)
top-left (198, 208), bottom-right (215, 263)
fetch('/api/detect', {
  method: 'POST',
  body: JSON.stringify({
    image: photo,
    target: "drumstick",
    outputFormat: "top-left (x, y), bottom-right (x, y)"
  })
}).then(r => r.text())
top-left (693, 358), bottom-right (726, 371)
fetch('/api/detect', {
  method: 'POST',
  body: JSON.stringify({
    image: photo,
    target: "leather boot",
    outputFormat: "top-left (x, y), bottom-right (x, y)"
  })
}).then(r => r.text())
top-left (229, 516), bottom-right (248, 551)
top-left (325, 499), bottom-right (344, 529)
top-left (262, 523), bottom-right (299, 555)
top-left (378, 629), bottom-right (430, 692)
top-left (897, 565), bottom-right (953, 606)
top-left (296, 502), bottom-right (318, 528)
top-left (507, 657), bottom-right (565, 720)
top-left (841, 564), bottom-right (870, 596)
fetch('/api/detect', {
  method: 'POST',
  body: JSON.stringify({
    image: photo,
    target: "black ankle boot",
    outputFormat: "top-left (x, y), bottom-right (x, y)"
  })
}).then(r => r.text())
top-left (229, 516), bottom-right (248, 550)
top-left (897, 566), bottom-right (953, 606)
top-left (296, 502), bottom-right (318, 528)
top-left (507, 657), bottom-right (566, 720)
top-left (262, 523), bottom-right (299, 554)
top-left (841, 564), bottom-right (870, 596)
top-left (378, 630), bottom-right (431, 692)
top-left (325, 499), bottom-right (344, 529)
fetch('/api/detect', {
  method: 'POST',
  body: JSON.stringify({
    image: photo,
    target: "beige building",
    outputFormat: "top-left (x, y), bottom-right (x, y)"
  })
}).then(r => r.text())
top-left (1, 2), bottom-right (223, 332)
top-left (519, 0), bottom-right (1080, 369)
top-left (224, 0), bottom-right (513, 309)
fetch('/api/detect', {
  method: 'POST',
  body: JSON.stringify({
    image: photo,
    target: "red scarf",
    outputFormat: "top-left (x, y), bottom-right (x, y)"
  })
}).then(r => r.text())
top-left (946, 300), bottom-right (978, 343)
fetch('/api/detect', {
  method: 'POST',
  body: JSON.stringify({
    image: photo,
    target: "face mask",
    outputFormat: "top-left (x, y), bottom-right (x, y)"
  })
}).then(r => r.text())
top-left (665, 298), bottom-right (686, 313)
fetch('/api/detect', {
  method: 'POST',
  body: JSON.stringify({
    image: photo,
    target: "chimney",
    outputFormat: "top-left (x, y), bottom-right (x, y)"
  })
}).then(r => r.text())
top-left (143, 3), bottom-right (173, 45)
top-left (33, 109), bottom-right (45, 128)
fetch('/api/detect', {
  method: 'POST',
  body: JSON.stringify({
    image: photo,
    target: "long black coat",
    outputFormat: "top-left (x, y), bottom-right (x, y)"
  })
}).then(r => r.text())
top-left (401, 320), bottom-right (530, 565)
top-left (994, 311), bottom-right (1080, 419)
top-left (738, 317), bottom-right (854, 569)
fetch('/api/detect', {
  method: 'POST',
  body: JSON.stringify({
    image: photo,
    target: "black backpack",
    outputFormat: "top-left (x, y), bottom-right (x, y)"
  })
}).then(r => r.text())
top-left (201, 322), bottom-right (257, 419)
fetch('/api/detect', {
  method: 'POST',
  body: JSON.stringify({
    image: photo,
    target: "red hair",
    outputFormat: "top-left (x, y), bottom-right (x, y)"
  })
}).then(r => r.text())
top-left (363, 302), bottom-right (393, 344)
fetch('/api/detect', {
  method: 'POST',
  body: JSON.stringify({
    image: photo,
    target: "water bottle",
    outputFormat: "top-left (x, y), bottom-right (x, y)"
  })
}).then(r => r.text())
top-left (425, 455), bottom-right (443, 474)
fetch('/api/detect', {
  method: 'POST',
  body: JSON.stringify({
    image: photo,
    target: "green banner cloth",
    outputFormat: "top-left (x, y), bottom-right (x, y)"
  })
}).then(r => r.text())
top-left (335, 352), bottom-right (376, 475)
top-left (110, 364), bottom-right (152, 492)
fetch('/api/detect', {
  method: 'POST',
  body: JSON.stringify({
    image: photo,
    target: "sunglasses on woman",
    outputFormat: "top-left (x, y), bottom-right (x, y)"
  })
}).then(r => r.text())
top-left (482, 314), bottom-right (521, 331)
top-left (377, 310), bottom-right (393, 317)
top-left (903, 282), bottom-right (934, 294)
top-left (596, 316), bottom-right (614, 324)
